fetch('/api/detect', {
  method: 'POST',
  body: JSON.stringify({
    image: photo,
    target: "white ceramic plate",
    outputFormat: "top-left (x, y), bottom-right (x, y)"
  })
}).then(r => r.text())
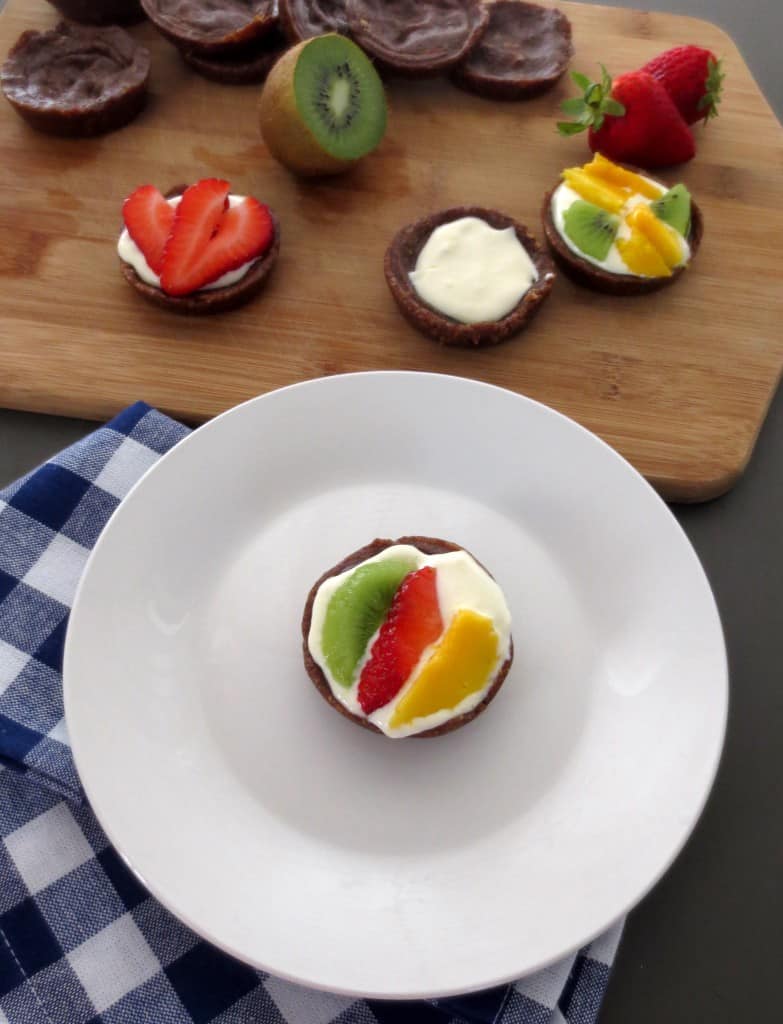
top-left (64, 372), bottom-right (728, 999)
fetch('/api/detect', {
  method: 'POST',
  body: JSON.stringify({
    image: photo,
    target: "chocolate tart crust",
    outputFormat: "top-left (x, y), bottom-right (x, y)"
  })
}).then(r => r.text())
top-left (181, 30), bottom-right (287, 84)
top-left (301, 536), bottom-right (514, 739)
top-left (278, 0), bottom-right (350, 43)
top-left (141, 0), bottom-right (278, 55)
top-left (45, 0), bottom-right (146, 26)
top-left (1, 22), bottom-right (149, 137)
top-left (121, 200), bottom-right (280, 314)
top-left (541, 177), bottom-right (704, 295)
top-left (384, 206), bottom-right (556, 346)
top-left (451, 1), bottom-right (574, 100)
top-left (346, 0), bottom-right (489, 77)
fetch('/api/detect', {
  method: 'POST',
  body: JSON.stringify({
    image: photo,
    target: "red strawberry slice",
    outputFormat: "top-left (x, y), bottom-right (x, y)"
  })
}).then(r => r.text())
top-left (358, 566), bottom-right (444, 715)
top-left (160, 178), bottom-right (274, 297)
top-left (122, 185), bottom-right (175, 276)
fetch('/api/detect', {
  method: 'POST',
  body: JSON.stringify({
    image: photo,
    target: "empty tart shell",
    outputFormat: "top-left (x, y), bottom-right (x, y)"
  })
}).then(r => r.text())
top-left (346, 0), bottom-right (489, 77)
top-left (385, 205), bottom-right (556, 346)
top-left (1, 21), bottom-right (150, 136)
top-left (278, 0), bottom-right (350, 43)
top-left (452, 0), bottom-right (574, 100)
top-left (45, 0), bottom-right (146, 25)
top-left (121, 187), bottom-right (281, 314)
top-left (540, 173), bottom-right (704, 296)
top-left (141, 0), bottom-right (278, 55)
top-left (181, 29), bottom-right (288, 84)
top-left (301, 536), bottom-right (514, 739)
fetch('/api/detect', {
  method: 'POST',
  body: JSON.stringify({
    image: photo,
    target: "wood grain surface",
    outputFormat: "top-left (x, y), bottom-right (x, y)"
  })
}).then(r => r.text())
top-left (0, 0), bottom-right (781, 501)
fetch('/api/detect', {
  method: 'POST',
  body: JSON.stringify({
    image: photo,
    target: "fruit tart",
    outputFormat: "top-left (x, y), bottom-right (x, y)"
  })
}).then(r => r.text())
top-left (541, 153), bottom-right (703, 294)
top-left (385, 206), bottom-right (555, 346)
top-left (118, 178), bottom-right (280, 314)
top-left (302, 537), bottom-right (514, 738)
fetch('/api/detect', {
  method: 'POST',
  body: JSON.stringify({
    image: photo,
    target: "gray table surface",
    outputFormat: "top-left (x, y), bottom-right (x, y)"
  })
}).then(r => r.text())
top-left (1, 1), bottom-right (782, 1021)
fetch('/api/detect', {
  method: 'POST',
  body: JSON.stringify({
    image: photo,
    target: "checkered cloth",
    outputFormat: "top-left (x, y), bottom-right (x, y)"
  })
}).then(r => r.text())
top-left (0, 403), bottom-right (623, 1024)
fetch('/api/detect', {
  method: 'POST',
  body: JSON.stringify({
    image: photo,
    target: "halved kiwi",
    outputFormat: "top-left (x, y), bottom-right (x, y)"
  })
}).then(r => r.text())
top-left (259, 32), bottom-right (387, 176)
top-left (563, 199), bottom-right (620, 261)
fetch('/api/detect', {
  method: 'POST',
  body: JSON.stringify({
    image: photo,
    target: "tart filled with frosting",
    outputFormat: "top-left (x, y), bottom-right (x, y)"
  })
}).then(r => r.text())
top-left (541, 153), bottom-right (703, 294)
top-left (118, 178), bottom-right (280, 314)
top-left (385, 206), bottom-right (555, 346)
top-left (302, 537), bottom-right (513, 738)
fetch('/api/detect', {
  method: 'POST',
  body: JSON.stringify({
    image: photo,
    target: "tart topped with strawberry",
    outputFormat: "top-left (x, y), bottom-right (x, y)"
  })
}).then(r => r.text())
top-left (302, 536), bottom-right (513, 739)
top-left (118, 178), bottom-right (280, 313)
top-left (541, 153), bottom-right (703, 295)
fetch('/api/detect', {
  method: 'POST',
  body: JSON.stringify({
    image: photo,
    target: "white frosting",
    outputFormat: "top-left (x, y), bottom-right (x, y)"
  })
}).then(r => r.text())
top-left (117, 194), bottom-right (253, 292)
top-left (409, 216), bottom-right (539, 324)
top-left (551, 181), bottom-right (690, 277)
top-left (308, 545), bottom-right (512, 739)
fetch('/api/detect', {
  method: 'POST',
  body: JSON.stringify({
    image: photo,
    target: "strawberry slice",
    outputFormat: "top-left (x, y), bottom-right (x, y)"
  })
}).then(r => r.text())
top-left (122, 185), bottom-right (175, 276)
top-left (358, 566), bottom-right (444, 715)
top-left (159, 179), bottom-right (274, 297)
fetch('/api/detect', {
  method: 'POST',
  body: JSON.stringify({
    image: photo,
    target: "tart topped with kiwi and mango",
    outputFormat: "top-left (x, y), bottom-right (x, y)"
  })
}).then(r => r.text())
top-left (302, 537), bottom-right (514, 739)
top-left (541, 153), bottom-right (703, 294)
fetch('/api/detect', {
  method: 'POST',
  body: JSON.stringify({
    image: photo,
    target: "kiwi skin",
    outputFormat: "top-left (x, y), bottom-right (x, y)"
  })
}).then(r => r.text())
top-left (301, 536), bottom-right (514, 739)
top-left (259, 36), bottom-right (358, 176)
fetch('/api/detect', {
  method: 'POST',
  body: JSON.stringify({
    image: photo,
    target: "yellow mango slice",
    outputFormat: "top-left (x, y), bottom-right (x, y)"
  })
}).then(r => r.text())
top-left (388, 610), bottom-right (499, 729)
top-left (626, 205), bottom-right (683, 269)
top-left (584, 153), bottom-right (664, 200)
top-left (616, 229), bottom-right (672, 278)
top-left (562, 168), bottom-right (626, 213)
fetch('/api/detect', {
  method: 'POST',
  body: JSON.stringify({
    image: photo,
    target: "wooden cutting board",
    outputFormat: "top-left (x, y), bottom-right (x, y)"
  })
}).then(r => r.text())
top-left (1, 0), bottom-right (781, 501)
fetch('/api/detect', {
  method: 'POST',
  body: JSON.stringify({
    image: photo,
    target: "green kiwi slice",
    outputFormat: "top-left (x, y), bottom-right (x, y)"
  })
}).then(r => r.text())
top-left (293, 33), bottom-right (386, 161)
top-left (650, 184), bottom-right (691, 238)
top-left (320, 556), bottom-right (415, 686)
top-left (563, 199), bottom-right (620, 261)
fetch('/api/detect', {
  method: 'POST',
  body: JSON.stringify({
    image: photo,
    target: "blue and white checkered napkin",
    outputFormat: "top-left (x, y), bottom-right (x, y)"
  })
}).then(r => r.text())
top-left (0, 402), bottom-right (623, 1024)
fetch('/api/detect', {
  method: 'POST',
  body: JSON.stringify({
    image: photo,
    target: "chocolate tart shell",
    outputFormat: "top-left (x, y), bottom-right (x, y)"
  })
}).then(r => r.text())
top-left (181, 29), bottom-right (287, 84)
top-left (45, 0), bottom-right (146, 26)
top-left (346, 0), bottom-right (489, 78)
top-left (301, 536), bottom-right (514, 739)
top-left (278, 0), bottom-right (350, 43)
top-left (452, 1), bottom-right (574, 100)
top-left (121, 197), bottom-right (280, 315)
top-left (541, 176), bottom-right (704, 295)
top-left (141, 0), bottom-right (278, 55)
top-left (1, 22), bottom-right (149, 137)
top-left (385, 205), bottom-right (556, 346)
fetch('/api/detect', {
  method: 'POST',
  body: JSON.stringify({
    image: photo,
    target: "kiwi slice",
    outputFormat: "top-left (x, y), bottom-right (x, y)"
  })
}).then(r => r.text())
top-left (321, 557), bottom-right (415, 686)
top-left (259, 33), bottom-right (386, 176)
top-left (563, 199), bottom-right (620, 261)
top-left (650, 184), bottom-right (691, 238)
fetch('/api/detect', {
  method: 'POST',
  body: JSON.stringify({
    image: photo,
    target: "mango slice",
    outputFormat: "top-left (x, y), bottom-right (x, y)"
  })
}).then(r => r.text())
top-left (616, 228), bottom-right (672, 278)
top-left (585, 153), bottom-right (664, 200)
top-left (388, 609), bottom-right (499, 729)
top-left (562, 168), bottom-right (626, 213)
top-left (626, 205), bottom-right (684, 269)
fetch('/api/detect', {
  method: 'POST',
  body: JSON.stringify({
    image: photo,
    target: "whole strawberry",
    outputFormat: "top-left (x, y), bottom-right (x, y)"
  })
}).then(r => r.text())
top-left (643, 45), bottom-right (724, 125)
top-left (558, 65), bottom-right (695, 168)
